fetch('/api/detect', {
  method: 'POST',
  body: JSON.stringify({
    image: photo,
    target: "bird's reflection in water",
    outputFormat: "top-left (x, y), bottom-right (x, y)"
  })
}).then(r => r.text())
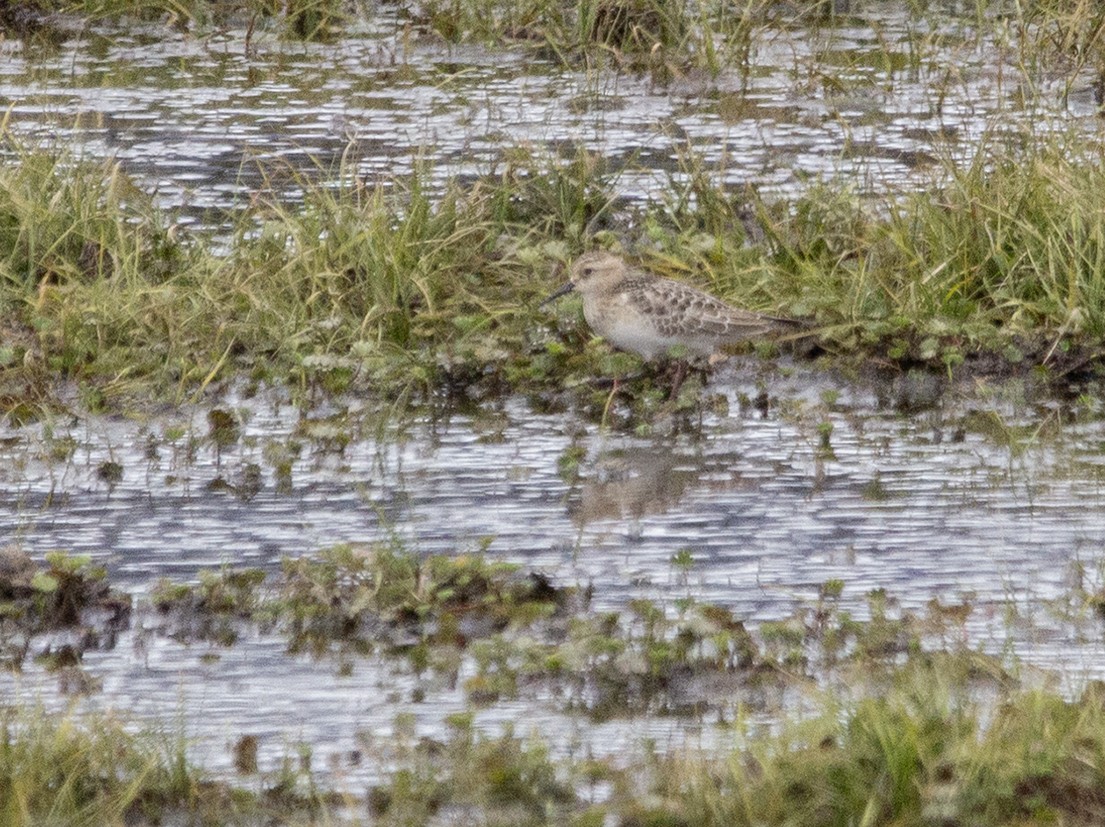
top-left (568, 445), bottom-right (700, 527)
top-left (570, 435), bottom-right (777, 526)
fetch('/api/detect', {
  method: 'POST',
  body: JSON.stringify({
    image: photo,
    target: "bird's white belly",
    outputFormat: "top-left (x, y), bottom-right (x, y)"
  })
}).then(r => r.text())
top-left (607, 323), bottom-right (685, 360)
top-left (585, 303), bottom-right (698, 360)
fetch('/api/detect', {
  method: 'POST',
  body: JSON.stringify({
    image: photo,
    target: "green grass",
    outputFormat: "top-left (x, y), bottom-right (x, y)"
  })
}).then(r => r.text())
top-left (8, 658), bottom-right (1105, 826)
top-left (0, 705), bottom-right (197, 827)
top-left (757, 129), bottom-right (1105, 367)
top-left (3, 119), bottom-right (1105, 420)
top-left (627, 658), bottom-right (1105, 827)
top-left (0, 704), bottom-right (347, 826)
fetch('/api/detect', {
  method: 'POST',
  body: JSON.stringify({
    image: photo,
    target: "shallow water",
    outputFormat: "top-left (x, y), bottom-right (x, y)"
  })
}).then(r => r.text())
top-left (2, 4), bottom-right (1101, 230)
top-left (4, 363), bottom-right (1105, 785)
top-left (4, 0), bottom-right (1105, 791)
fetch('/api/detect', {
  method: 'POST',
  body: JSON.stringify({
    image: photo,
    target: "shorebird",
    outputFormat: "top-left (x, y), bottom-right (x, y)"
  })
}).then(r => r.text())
top-left (541, 250), bottom-right (797, 394)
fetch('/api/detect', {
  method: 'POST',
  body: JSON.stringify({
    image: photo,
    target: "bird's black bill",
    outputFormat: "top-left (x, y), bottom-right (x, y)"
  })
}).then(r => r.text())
top-left (538, 281), bottom-right (575, 307)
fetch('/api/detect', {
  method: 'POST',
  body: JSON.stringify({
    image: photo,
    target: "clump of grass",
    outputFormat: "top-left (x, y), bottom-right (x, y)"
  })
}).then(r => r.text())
top-left (235, 161), bottom-right (508, 375)
top-left (0, 136), bottom-right (181, 291)
top-left (0, 133), bottom-right (206, 409)
top-left (627, 656), bottom-right (1105, 827)
top-left (890, 135), bottom-right (1105, 338)
top-left (151, 566), bottom-right (268, 646)
top-left (209, 152), bottom-right (585, 406)
top-left (0, 703), bottom-right (342, 825)
top-left (738, 129), bottom-right (1105, 374)
top-left (0, 705), bottom-right (199, 825)
top-left (1019, 0), bottom-right (1105, 98)
top-left (275, 542), bottom-right (568, 661)
top-left (0, 549), bottom-right (131, 668)
top-left (370, 717), bottom-right (580, 826)
top-left (498, 597), bottom-right (764, 719)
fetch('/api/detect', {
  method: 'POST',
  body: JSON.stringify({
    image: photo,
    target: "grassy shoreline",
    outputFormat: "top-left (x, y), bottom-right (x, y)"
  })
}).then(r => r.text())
top-left (2, 126), bottom-right (1105, 422)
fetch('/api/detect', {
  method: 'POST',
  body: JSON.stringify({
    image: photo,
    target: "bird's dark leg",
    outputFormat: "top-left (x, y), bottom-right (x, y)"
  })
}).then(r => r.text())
top-left (668, 360), bottom-right (689, 398)
top-left (664, 359), bottom-right (715, 400)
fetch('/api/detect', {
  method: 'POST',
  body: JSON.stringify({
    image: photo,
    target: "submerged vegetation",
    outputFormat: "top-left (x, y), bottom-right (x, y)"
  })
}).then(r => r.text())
top-left (6, 545), bottom-right (1105, 824)
top-left (5, 1), bottom-right (1105, 824)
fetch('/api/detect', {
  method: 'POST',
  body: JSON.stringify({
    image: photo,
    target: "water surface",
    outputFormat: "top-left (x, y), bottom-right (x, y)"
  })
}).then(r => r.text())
top-left (2, 4), bottom-right (1101, 229)
top-left (4, 363), bottom-right (1105, 784)
top-left (4, 2), bottom-right (1105, 789)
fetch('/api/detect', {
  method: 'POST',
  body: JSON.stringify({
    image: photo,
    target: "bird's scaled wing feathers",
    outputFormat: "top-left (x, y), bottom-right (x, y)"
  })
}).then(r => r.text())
top-left (625, 279), bottom-right (779, 341)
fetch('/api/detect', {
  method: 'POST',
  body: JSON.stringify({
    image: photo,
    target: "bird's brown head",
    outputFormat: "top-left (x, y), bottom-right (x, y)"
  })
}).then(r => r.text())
top-left (539, 250), bottom-right (627, 307)
top-left (568, 250), bottom-right (627, 293)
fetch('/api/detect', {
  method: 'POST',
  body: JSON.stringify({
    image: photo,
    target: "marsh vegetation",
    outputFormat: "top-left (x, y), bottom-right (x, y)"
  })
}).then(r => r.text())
top-left (5, 128), bottom-right (1105, 424)
top-left (0, 1), bottom-right (1103, 419)
top-left (7, 544), bottom-right (1105, 824)
top-left (4, 0), bottom-right (1105, 823)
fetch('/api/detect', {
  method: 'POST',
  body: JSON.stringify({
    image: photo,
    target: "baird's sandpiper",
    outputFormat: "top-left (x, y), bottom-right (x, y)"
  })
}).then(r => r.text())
top-left (541, 250), bottom-right (797, 366)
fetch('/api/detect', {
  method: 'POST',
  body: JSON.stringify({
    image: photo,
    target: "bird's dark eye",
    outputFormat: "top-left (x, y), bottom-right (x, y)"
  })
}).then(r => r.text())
top-left (582, 267), bottom-right (594, 276)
